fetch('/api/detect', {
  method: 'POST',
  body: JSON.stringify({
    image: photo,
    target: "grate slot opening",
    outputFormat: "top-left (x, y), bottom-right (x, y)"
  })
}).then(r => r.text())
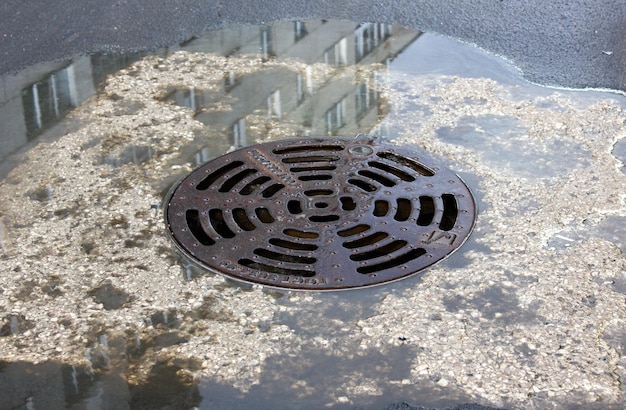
top-left (239, 259), bottom-right (315, 277)
top-left (273, 145), bottom-right (344, 154)
top-left (298, 174), bottom-right (333, 181)
top-left (349, 240), bottom-right (408, 261)
top-left (340, 196), bottom-right (356, 211)
top-left (343, 232), bottom-right (388, 249)
top-left (232, 208), bottom-right (256, 231)
top-left (253, 248), bottom-right (317, 264)
top-left (209, 209), bottom-right (235, 238)
top-left (309, 214), bottom-right (340, 222)
top-left (287, 200), bottom-right (303, 214)
top-left (196, 161), bottom-right (244, 190)
top-left (255, 207), bottom-right (275, 223)
top-left (284, 228), bottom-right (319, 239)
top-left (368, 161), bottom-right (415, 182)
top-left (416, 196), bottom-right (435, 226)
top-left (185, 210), bottom-right (215, 245)
top-left (358, 170), bottom-right (396, 187)
top-left (281, 155), bottom-right (340, 164)
top-left (440, 194), bottom-right (458, 231)
top-left (304, 189), bottom-right (334, 196)
top-left (219, 169), bottom-right (258, 192)
top-left (337, 224), bottom-right (370, 237)
top-left (290, 165), bottom-right (337, 172)
top-left (357, 248), bottom-right (427, 274)
top-left (348, 178), bottom-right (377, 192)
top-left (239, 176), bottom-right (272, 195)
top-left (394, 198), bottom-right (412, 221)
top-left (373, 200), bottom-right (389, 217)
top-left (269, 238), bottom-right (318, 251)
top-left (261, 183), bottom-right (285, 198)
top-left (377, 152), bottom-right (435, 177)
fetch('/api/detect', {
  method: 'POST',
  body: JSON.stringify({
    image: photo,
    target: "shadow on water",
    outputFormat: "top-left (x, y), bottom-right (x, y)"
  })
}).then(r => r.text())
top-left (197, 345), bottom-right (473, 410)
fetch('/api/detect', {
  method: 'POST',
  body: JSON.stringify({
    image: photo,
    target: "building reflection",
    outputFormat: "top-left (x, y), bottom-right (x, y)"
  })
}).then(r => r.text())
top-left (0, 20), bottom-right (420, 168)
top-left (161, 20), bottom-right (420, 165)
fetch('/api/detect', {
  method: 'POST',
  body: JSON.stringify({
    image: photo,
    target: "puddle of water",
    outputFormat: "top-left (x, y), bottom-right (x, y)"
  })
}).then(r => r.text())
top-left (1, 19), bottom-right (626, 410)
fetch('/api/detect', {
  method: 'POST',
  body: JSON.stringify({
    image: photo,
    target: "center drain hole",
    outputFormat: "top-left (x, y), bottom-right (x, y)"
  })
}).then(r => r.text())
top-left (315, 202), bottom-right (328, 208)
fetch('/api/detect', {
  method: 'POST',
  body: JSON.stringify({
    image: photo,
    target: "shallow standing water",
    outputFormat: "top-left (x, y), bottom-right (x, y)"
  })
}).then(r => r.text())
top-left (1, 20), bottom-right (625, 409)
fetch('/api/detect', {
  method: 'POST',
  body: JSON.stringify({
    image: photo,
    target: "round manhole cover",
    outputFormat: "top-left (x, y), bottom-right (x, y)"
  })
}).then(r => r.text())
top-left (164, 136), bottom-right (477, 290)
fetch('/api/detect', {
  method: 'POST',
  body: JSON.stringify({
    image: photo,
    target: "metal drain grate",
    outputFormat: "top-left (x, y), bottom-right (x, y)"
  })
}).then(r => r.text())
top-left (164, 136), bottom-right (476, 290)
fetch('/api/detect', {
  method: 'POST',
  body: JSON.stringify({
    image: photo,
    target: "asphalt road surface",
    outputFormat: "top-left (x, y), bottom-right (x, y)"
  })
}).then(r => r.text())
top-left (1, 0), bottom-right (625, 90)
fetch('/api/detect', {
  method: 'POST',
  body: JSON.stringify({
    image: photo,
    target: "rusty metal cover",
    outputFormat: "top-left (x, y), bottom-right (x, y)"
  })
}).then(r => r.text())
top-left (164, 136), bottom-right (476, 290)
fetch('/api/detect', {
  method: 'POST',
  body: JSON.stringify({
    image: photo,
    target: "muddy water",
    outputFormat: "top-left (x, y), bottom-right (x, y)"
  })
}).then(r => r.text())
top-left (1, 20), bottom-right (625, 410)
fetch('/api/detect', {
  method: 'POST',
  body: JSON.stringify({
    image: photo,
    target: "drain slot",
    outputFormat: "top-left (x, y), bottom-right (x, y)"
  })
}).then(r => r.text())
top-left (357, 248), bottom-right (427, 274)
top-left (165, 136), bottom-right (476, 290)
top-left (196, 161), bottom-right (244, 190)
top-left (440, 194), bottom-right (458, 231)
top-left (185, 210), bottom-right (215, 246)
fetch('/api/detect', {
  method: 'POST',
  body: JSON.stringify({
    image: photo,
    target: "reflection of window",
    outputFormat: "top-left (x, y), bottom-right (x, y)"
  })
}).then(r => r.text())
top-left (267, 90), bottom-right (282, 119)
top-left (261, 26), bottom-right (275, 59)
top-left (325, 97), bottom-right (346, 135)
top-left (323, 38), bottom-right (348, 67)
top-left (232, 118), bottom-right (247, 148)
top-left (294, 21), bottom-right (308, 42)
top-left (355, 76), bottom-right (379, 119)
top-left (22, 65), bottom-right (75, 139)
top-left (181, 87), bottom-right (202, 112)
top-left (296, 73), bottom-right (305, 104)
top-left (354, 23), bottom-right (392, 62)
top-left (195, 147), bottom-right (212, 165)
top-left (224, 71), bottom-right (241, 92)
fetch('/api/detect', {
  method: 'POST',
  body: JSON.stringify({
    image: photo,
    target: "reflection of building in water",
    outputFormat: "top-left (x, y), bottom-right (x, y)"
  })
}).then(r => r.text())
top-left (0, 52), bottom-right (150, 165)
top-left (162, 20), bottom-right (420, 164)
top-left (0, 58), bottom-right (94, 163)
top-left (0, 20), bottom-right (420, 167)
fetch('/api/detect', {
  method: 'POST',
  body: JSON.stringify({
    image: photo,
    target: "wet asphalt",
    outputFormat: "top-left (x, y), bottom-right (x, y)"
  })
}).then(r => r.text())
top-left (1, 0), bottom-right (625, 90)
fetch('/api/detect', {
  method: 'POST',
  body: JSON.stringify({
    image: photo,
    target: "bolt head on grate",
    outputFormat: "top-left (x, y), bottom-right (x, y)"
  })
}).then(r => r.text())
top-left (164, 136), bottom-right (477, 291)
